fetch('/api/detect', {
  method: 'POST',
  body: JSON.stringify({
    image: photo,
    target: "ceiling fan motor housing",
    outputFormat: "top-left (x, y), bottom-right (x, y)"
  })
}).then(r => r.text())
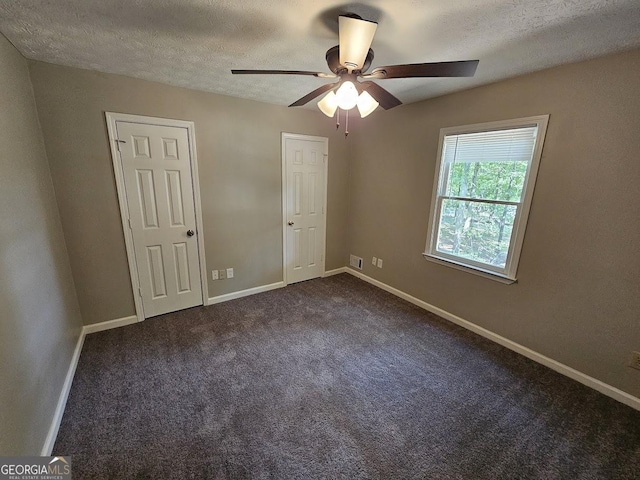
top-left (326, 46), bottom-right (374, 75)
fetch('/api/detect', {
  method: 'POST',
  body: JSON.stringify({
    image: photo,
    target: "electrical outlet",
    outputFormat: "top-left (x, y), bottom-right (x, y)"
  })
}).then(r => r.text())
top-left (629, 351), bottom-right (640, 371)
top-left (212, 270), bottom-right (219, 280)
top-left (227, 268), bottom-right (234, 279)
top-left (377, 258), bottom-right (383, 268)
top-left (219, 269), bottom-right (226, 280)
top-left (372, 256), bottom-right (377, 265)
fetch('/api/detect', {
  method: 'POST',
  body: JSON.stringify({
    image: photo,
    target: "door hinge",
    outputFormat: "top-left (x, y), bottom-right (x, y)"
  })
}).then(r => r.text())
top-left (114, 138), bottom-right (126, 151)
top-left (138, 288), bottom-right (143, 297)
top-left (127, 218), bottom-right (132, 229)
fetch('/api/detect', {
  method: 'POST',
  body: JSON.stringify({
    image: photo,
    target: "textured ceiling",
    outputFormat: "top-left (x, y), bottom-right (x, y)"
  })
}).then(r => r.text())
top-left (1, 0), bottom-right (639, 108)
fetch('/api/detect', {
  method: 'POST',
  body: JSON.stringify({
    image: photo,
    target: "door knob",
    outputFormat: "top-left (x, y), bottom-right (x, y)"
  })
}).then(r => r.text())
top-left (288, 221), bottom-right (294, 226)
top-left (187, 229), bottom-right (195, 237)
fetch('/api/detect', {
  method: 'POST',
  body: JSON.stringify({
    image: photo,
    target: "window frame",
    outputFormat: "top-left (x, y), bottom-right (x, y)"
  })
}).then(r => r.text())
top-left (424, 115), bottom-right (549, 283)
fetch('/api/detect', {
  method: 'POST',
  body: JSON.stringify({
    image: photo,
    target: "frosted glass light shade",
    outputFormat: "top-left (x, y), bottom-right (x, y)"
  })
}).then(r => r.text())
top-left (317, 91), bottom-right (339, 117)
top-left (338, 16), bottom-right (378, 71)
top-left (335, 81), bottom-right (359, 110)
top-left (356, 91), bottom-right (379, 118)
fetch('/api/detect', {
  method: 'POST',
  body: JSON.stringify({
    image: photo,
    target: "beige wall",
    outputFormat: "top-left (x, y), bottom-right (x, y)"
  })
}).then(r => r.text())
top-left (29, 63), bottom-right (350, 325)
top-left (0, 35), bottom-right (83, 454)
top-left (347, 48), bottom-right (640, 398)
top-left (20, 46), bottom-right (640, 402)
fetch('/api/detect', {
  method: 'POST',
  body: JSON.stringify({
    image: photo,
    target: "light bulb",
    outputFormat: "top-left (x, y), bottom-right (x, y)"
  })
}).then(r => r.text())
top-left (356, 91), bottom-right (379, 118)
top-left (317, 91), bottom-right (338, 117)
top-left (335, 81), bottom-right (358, 110)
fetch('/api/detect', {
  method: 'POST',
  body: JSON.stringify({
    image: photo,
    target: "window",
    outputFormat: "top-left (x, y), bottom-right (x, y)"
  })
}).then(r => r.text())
top-left (424, 115), bottom-right (549, 282)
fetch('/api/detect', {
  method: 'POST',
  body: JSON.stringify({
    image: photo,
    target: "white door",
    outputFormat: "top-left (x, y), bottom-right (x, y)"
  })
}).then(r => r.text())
top-left (116, 121), bottom-right (203, 318)
top-left (283, 134), bottom-right (327, 284)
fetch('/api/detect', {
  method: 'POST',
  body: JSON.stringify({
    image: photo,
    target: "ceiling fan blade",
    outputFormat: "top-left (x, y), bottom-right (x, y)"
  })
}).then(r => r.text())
top-left (289, 83), bottom-right (339, 107)
top-left (360, 81), bottom-right (402, 110)
top-left (232, 69), bottom-right (336, 78)
top-left (339, 15), bottom-right (378, 71)
top-left (362, 60), bottom-right (479, 79)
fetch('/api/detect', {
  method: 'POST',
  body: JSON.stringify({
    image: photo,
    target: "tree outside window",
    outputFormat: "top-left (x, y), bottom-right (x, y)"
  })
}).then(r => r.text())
top-left (425, 116), bottom-right (549, 281)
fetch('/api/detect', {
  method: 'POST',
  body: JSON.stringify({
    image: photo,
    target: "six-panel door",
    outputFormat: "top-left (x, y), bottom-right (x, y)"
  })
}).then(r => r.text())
top-left (117, 121), bottom-right (203, 318)
top-left (285, 137), bottom-right (326, 284)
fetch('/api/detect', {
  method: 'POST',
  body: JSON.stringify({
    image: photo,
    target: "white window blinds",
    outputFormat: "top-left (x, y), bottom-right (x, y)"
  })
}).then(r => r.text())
top-left (442, 126), bottom-right (538, 165)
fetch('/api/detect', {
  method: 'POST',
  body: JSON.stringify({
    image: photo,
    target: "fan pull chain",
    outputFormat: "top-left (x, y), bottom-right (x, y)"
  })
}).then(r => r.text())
top-left (345, 109), bottom-right (349, 137)
top-left (333, 108), bottom-right (353, 137)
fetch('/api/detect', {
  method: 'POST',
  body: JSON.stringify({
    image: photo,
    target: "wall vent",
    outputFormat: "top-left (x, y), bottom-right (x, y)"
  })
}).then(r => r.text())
top-left (349, 254), bottom-right (363, 270)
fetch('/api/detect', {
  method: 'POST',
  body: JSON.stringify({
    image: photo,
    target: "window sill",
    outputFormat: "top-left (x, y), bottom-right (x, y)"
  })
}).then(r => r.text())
top-left (422, 253), bottom-right (517, 285)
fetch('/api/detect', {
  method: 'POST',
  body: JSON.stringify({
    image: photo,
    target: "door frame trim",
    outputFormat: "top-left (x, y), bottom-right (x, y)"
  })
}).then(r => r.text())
top-left (105, 112), bottom-right (208, 322)
top-left (281, 132), bottom-right (329, 286)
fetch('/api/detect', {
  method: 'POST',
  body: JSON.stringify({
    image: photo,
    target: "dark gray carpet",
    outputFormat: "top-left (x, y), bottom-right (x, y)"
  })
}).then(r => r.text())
top-left (54, 274), bottom-right (640, 479)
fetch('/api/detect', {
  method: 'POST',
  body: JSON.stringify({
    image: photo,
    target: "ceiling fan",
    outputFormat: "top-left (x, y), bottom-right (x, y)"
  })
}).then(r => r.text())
top-left (232, 15), bottom-right (479, 132)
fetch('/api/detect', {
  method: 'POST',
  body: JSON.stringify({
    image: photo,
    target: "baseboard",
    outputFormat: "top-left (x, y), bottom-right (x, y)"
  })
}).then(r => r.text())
top-left (343, 267), bottom-right (640, 411)
top-left (41, 270), bottom-right (637, 455)
top-left (41, 328), bottom-right (85, 455)
top-left (83, 315), bottom-right (139, 335)
top-left (41, 314), bottom-right (139, 454)
top-left (208, 281), bottom-right (285, 305)
top-left (323, 267), bottom-right (348, 277)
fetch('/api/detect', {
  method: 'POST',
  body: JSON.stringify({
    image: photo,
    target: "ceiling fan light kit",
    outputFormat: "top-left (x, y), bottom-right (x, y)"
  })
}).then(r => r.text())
top-left (356, 91), bottom-right (379, 118)
top-left (317, 83), bottom-right (379, 120)
top-left (232, 14), bottom-right (479, 135)
top-left (317, 91), bottom-right (339, 117)
top-left (335, 81), bottom-right (359, 110)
